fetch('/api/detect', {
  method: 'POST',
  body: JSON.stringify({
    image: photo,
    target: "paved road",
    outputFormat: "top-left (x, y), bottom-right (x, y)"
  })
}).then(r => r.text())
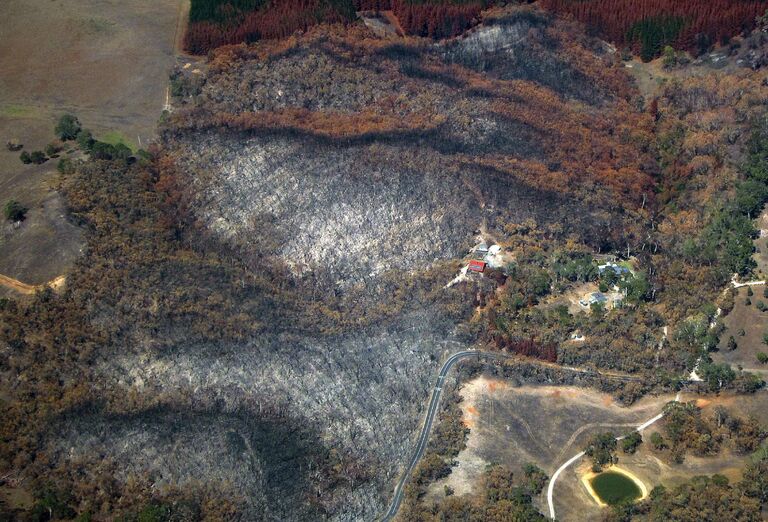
top-left (380, 351), bottom-right (642, 521)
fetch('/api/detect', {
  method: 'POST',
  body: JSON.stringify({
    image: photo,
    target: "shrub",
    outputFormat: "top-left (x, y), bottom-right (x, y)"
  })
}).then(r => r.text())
top-left (650, 432), bottom-right (666, 450)
top-left (76, 129), bottom-right (95, 151)
top-left (57, 158), bottom-right (75, 175)
top-left (758, 301), bottom-right (767, 311)
top-left (55, 114), bottom-right (81, 140)
top-left (29, 150), bottom-right (47, 164)
top-left (727, 336), bottom-right (737, 351)
top-left (748, 286), bottom-right (754, 296)
top-left (19, 150), bottom-right (31, 164)
top-left (4, 200), bottom-right (27, 221)
top-left (45, 143), bottom-right (60, 157)
top-left (758, 352), bottom-right (768, 364)
top-left (622, 431), bottom-right (643, 454)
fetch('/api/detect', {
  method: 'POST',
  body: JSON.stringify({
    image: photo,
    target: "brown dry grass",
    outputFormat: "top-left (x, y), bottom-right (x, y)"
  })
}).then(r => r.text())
top-left (426, 376), bottom-right (765, 521)
top-left (0, 0), bottom-right (182, 286)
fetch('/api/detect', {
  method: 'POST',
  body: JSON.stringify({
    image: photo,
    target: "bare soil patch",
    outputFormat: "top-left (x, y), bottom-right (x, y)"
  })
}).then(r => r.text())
top-left (428, 376), bottom-right (763, 521)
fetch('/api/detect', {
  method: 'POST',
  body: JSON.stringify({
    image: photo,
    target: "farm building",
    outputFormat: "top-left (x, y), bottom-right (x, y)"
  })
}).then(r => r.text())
top-left (468, 260), bottom-right (486, 273)
top-left (474, 243), bottom-right (489, 256)
top-left (598, 263), bottom-right (630, 276)
top-left (579, 292), bottom-right (607, 307)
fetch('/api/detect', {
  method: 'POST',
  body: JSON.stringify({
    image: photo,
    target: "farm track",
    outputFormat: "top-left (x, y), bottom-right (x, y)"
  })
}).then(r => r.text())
top-left (0, 273), bottom-right (65, 294)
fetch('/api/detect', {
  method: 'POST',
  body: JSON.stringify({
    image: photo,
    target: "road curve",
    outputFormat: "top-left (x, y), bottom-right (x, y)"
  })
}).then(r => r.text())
top-left (380, 350), bottom-right (642, 521)
top-left (380, 350), bottom-right (480, 521)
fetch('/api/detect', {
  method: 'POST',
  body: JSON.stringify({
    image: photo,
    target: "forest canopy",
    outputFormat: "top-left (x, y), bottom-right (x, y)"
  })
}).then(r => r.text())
top-left (185, 0), bottom-right (768, 56)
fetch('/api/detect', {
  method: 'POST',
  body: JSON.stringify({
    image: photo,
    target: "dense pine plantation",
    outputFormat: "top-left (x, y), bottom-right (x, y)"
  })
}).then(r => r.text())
top-left (184, 0), bottom-right (358, 53)
top-left (540, 0), bottom-right (767, 60)
top-left (185, 0), bottom-right (768, 55)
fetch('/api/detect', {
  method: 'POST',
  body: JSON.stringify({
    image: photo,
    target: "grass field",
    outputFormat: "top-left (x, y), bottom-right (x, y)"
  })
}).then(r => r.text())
top-left (714, 206), bottom-right (768, 373)
top-left (0, 104), bottom-right (41, 119)
top-left (0, 0), bottom-right (183, 288)
top-left (427, 373), bottom-right (766, 521)
top-left (591, 471), bottom-right (641, 505)
top-left (99, 130), bottom-right (136, 152)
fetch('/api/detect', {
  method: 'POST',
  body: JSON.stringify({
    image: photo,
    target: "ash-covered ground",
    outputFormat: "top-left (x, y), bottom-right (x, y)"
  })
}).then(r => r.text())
top-left (46, 9), bottom-right (651, 521)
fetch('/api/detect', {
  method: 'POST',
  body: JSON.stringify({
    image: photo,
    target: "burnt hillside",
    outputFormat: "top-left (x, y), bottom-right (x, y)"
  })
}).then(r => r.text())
top-left (168, 9), bottom-right (655, 287)
top-left (2, 8), bottom-right (659, 522)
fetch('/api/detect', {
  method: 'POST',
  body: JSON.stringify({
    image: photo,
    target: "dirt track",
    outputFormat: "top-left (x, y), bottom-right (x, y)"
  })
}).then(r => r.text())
top-left (0, 273), bottom-right (65, 295)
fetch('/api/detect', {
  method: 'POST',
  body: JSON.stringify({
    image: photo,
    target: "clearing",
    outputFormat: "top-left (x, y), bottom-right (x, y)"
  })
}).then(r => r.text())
top-left (715, 206), bottom-right (768, 372)
top-left (0, 0), bottom-right (185, 291)
top-left (427, 374), bottom-right (764, 521)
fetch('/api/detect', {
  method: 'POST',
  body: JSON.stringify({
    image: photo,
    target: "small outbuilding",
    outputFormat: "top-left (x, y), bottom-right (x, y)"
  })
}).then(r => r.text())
top-left (468, 260), bottom-right (486, 273)
top-left (598, 263), bottom-right (631, 276)
top-left (580, 292), bottom-right (607, 307)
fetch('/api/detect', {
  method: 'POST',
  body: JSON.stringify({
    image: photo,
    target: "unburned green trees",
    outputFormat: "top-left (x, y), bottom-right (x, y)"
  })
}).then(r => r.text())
top-left (4, 200), bottom-right (27, 221)
top-left (55, 114), bottom-right (82, 141)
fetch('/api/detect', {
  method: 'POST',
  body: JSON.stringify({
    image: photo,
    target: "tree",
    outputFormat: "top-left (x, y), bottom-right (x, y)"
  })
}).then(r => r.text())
top-left (45, 143), bottom-right (60, 157)
top-left (757, 9), bottom-right (768, 33)
top-left (620, 272), bottom-right (650, 303)
top-left (585, 432), bottom-right (617, 469)
top-left (4, 200), bottom-right (27, 221)
top-left (76, 129), bottom-right (95, 151)
top-left (621, 431), bottom-right (643, 454)
top-left (19, 150), bottom-right (31, 164)
top-left (29, 150), bottom-right (47, 164)
top-left (522, 463), bottom-right (548, 495)
top-left (55, 114), bottom-right (81, 140)
top-left (650, 431), bottom-right (666, 450)
top-left (699, 361), bottom-right (736, 392)
top-left (662, 45), bottom-right (677, 68)
top-left (727, 336), bottom-right (737, 351)
top-left (741, 452), bottom-right (768, 502)
top-left (112, 142), bottom-right (133, 161)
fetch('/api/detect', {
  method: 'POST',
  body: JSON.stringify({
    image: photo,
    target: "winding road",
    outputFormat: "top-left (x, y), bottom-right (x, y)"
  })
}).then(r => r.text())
top-left (380, 350), bottom-right (642, 521)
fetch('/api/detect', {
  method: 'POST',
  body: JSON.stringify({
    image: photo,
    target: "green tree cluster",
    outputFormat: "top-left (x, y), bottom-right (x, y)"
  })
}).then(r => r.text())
top-left (3, 199), bottom-right (27, 221)
top-left (626, 16), bottom-right (686, 62)
top-left (55, 114), bottom-right (82, 141)
top-left (585, 431), bottom-right (617, 470)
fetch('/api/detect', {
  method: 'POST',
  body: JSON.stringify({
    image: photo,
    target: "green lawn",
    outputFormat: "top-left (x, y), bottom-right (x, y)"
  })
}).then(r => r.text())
top-left (98, 130), bottom-right (136, 151)
top-left (591, 471), bottom-right (642, 505)
top-left (0, 104), bottom-right (41, 119)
